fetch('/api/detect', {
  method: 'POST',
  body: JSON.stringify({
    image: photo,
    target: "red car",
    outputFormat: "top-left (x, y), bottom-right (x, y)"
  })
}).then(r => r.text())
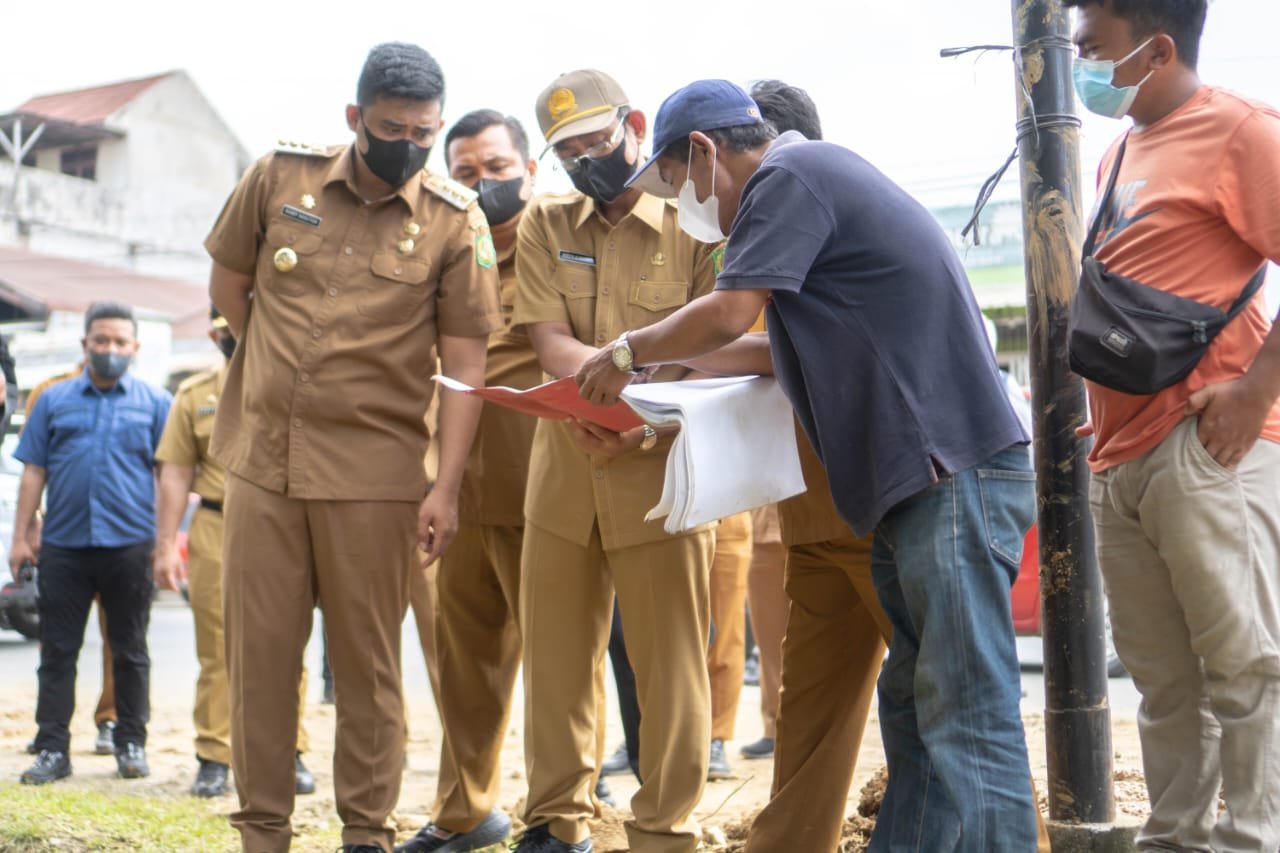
top-left (1011, 525), bottom-right (1127, 677)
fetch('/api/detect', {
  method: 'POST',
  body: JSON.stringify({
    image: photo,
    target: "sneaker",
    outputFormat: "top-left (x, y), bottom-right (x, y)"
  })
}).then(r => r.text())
top-left (600, 742), bottom-right (630, 777)
top-left (511, 824), bottom-right (592, 852)
top-left (95, 721), bottom-right (116, 755)
top-left (594, 777), bottom-right (616, 808)
top-left (743, 650), bottom-right (761, 687)
top-left (115, 742), bottom-right (150, 779)
top-left (708, 738), bottom-right (733, 781)
top-left (20, 750), bottom-right (71, 785)
top-left (739, 736), bottom-right (775, 760)
top-left (192, 757), bottom-right (229, 797)
top-left (394, 809), bottom-right (511, 852)
top-left (296, 753), bottom-right (316, 795)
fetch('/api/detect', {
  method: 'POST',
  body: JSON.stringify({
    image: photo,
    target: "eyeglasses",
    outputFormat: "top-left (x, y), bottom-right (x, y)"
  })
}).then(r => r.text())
top-left (553, 110), bottom-right (629, 174)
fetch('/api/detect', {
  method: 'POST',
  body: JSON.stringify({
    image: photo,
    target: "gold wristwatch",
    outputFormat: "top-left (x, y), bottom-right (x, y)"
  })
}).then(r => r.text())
top-left (611, 330), bottom-right (641, 374)
top-left (639, 424), bottom-right (658, 451)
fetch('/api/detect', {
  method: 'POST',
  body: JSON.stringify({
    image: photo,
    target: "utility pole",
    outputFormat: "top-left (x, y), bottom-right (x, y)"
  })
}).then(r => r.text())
top-left (0, 117), bottom-right (46, 240)
top-left (1012, 0), bottom-right (1115, 824)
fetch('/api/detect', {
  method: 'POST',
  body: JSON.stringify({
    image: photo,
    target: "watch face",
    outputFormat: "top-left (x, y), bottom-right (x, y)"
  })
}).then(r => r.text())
top-left (612, 342), bottom-right (633, 371)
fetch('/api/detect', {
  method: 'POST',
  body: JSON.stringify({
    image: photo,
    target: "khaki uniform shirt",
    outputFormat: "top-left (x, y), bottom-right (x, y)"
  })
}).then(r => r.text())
top-left (458, 245), bottom-right (542, 527)
top-left (155, 366), bottom-right (226, 503)
top-left (204, 145), bottom-right (503, 501)
top-left (513, 190), bottom-right (716, 550)
top-left (24, 368), bottom-right (80, 419)
top-left (777, 420), bottom-right (855, 548)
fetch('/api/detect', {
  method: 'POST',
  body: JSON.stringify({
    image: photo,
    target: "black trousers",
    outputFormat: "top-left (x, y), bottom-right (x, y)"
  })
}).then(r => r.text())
top-left (607, 600), bottom-right (642, 782)
top-left (35, 541), bottom-right (153, 753)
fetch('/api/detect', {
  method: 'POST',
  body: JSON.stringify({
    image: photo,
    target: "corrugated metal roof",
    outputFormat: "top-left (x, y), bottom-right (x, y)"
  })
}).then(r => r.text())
top-left (16, 72), bottom-right (174, 126)
top-left (0, 246), bottom-right (206, 322)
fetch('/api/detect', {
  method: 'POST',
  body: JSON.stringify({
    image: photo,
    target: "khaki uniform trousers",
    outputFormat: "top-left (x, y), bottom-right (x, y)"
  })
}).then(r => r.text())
top-left (744, 536), bottom-right (1051, 853)
top-left (92, 598), bottom-right (116, 726)
top-left (432, 521), bottom-right (523, 832)
top-left (224, 474), bottom-right (417, 853)
top-left (1092, 419), bottom-right (1280, 851)
top-left (745, 508), bottom-right (787, 740)
top-left (521, 521), bottom-right (714, 853)
top-left (708, 512), bottom-right (752, 741)
top-left (188, 506), bottom-right (310, 765)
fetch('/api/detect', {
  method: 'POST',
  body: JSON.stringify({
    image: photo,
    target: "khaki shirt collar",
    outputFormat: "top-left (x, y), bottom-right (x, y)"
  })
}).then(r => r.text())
top-left (322, 145), bottom-right (420, 211)
top-left (572, 191), bottom-right (667, 234)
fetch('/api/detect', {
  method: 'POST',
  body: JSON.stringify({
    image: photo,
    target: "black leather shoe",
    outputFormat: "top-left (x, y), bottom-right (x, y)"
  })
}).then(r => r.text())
top-left (395, 809), bottom-right (511, 852)
top-left (708, 738), bottom-right (733, 780)
top-left (600, 742), bottom-right (630, 777)
top-left (593, 777), bottom-right (616, 808)
top-left (95, 721), bottom-right (117, 755)
top-left (116, 742), bottom-right (150, 778)
top-left (192, 757), bottom-right (229, 797)
top-left (511, 824), bottom-right (592, 852)
top-left (739, 736), bottom-right (775, 760)
top-left (21, 750), bottom-right (71, 785)
top-left (296, 753), bottom-right (316, 795)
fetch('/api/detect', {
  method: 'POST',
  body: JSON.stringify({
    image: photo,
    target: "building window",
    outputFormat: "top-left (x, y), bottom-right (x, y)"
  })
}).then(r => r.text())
top-left (60, 146), bottom-right (97, 180)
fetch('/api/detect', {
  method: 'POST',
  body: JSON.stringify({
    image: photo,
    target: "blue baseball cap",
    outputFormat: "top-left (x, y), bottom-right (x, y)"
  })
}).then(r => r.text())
top-left (626, 79), bottom-right (763, 198)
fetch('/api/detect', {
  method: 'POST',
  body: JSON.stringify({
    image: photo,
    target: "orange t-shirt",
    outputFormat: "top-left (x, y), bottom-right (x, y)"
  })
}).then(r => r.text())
top-left (1086, 86), bottom-right (1280, 472)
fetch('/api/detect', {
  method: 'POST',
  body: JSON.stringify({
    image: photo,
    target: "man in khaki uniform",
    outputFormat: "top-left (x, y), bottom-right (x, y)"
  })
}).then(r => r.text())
top-left (152, 309), bottom-right (314, 800)
top-left (205, 42), bottom-right (500, 853)
top-left (510, 70), bottom-right (716, 853)
top-left (397, 109), bottom-right (541, 853)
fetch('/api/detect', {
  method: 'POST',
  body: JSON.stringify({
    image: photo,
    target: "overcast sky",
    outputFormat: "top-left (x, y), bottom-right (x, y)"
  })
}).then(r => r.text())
top-left (2, 0), bottom-right (1277, 200)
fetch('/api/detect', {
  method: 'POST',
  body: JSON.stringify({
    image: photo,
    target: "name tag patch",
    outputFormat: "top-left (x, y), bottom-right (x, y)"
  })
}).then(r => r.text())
top-left (282, 205), bottom-right (322, 227)
top-left (558, 251), bottom-right (596, 267)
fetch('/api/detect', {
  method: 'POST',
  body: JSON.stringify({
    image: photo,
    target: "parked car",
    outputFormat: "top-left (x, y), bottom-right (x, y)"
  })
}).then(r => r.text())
top-left (1012, 524), bottom-right (1127, 678)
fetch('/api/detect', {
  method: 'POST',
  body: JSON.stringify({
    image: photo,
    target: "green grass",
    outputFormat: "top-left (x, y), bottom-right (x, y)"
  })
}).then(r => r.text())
top-left (965, 263), bottom-right (1026, 290)
top-left (0, 783), bottom-right (238, 852)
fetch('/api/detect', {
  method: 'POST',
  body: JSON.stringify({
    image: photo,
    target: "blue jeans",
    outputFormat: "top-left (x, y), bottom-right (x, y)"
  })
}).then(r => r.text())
top-left (869, 445), bottom-right (1037, 852)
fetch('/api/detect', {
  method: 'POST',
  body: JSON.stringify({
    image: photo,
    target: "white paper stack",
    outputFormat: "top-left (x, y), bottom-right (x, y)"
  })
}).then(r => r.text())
top-left (620, 376), bottom-right (806, 534)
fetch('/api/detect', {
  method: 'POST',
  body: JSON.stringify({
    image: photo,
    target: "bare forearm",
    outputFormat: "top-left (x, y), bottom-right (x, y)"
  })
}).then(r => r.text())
top-left (528, 323), bottom-right (601, 378)
top-left (1241, 320), bottom-right (1280, 408)
top-left (155, 463), bottom-right (195, 548)
top-left (629, 289), bottom-right (769, 368)
top-left (435, 335), bottom-right (488, 497)
top-left (13, 466), bottom-right (46, 550)
top-left (680, 332), bottom-right (774, 376)
top-left (209, 262), bottom-right (254, 339)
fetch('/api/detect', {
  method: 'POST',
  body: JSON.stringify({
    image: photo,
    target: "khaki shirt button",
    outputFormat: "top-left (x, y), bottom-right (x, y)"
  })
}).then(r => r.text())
top-left (312, 329), bottom-right (321, 338)
top-left (328, 288), bottom-right (338, 297)
top-left (570, 284), bottom-right (577, 292)
top-left (344, 246), bottom-right (354, 255)
top-left (608, 241), bottom-right (615, 250)
top-left (596, 333), bottom-right (606, 342)
top-left (394, 267), bottom-right (402, 275)
top-left (602, 287), bottom-right (609, 295)
top-left (300, 373), bottom-right (310, 383)
top-left (294, 418), bottom-right (303, 428)
top-left (652, 294), bottom-right (661, 303)
top-left (594, 469), bottom-right (605, 479)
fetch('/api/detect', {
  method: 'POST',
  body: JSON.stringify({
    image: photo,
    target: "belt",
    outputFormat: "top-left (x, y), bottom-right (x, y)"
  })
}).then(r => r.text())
top-left (199, 498), bottom-right (223, 513)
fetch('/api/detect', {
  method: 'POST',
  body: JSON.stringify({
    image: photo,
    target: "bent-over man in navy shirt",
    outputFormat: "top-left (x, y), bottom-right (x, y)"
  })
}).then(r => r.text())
top-left (11, 301), bottom-right (171, 786)
top-left (577, 80), bottom-right (1038, 852)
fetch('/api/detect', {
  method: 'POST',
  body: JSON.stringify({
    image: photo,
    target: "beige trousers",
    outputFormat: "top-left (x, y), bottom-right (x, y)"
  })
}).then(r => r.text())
top-left (708, 513), bottom-right (752, 741)
top-left (224, 474), bottom-right (417, 853)
top-left (520, 522), bottom-right (713, 853)
top-left (1091, 417), bottom-right (1280, 852)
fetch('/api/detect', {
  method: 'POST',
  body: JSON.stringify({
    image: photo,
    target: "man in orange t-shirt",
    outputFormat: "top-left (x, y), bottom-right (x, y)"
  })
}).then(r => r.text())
top-left (1068, 1), bottom-right (1280, 850)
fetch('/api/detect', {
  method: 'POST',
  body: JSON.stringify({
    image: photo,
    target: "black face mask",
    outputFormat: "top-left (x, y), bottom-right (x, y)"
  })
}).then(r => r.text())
top-left (569, 137), bottom-right (636, 204)
top-left (360, 122), bottom-right (432, 188)
top-left (474, 176), bottom-right (528, 226)
top-left (218, 334), bottom-right (236, 361)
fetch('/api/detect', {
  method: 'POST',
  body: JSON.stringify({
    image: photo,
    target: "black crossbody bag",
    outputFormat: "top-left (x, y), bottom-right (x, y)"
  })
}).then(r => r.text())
top-left (1067, 133), bottom-right (1266, 396)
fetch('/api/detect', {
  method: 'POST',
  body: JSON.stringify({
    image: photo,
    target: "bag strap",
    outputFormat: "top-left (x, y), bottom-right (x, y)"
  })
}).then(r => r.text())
top-left (1224, 265), bottom-right (1268, 321)
top-left (1083, 133), bottom-right (1129, 259)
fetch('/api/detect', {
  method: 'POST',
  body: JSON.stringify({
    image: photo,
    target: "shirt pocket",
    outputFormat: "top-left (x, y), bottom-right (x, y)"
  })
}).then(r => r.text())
top-left (116, 405), bottom-right (158, 456)
top-left (357, 252), bottom-right (433, 324)
top-left (625, 279), bottom-right (690, 327)
top-left (261, 219), bottom-right (325, 296)
top-left (49, 406), bottom-right (92, 448)
top-left (551, 263), bottom-right (598, 339)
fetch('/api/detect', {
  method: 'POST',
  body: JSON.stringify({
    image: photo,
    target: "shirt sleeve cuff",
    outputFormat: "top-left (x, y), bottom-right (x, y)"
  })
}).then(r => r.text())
top-left (715, 273), bottom-right (804, 293)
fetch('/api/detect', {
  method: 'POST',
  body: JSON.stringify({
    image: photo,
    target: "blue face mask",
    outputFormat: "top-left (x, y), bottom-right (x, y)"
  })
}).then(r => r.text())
top-left (1072, 37), bottom-right (1155, 119)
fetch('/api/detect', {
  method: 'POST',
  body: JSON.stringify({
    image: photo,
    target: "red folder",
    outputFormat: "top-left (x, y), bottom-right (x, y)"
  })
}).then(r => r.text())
top-left (434, 375), bottom-right (644, 433)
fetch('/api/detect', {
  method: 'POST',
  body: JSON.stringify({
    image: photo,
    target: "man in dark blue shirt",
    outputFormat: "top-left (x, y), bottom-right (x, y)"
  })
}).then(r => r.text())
top-left (577, 80), bottom-right (1038, 852)
top-left (10, 301), bottom-right (172, 785)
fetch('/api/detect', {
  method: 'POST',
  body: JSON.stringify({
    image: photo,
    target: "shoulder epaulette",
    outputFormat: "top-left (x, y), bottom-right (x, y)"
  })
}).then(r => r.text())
top-left (273, 139), bottom-right (332, 157)
top-left (423, 171), bottom-right (479, 211)
top-left (176, 368), bottom-right (219, 394)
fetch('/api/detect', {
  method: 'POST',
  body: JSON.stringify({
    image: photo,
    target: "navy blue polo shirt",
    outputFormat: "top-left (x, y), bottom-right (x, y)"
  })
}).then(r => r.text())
top-left (15, 368), bottom-right (172, 548)
top-left (716, 132), bottom-right (1027, 535)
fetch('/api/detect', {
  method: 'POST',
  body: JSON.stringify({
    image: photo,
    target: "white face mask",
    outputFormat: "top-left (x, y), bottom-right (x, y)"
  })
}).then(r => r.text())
top-left (677, 142), bottom-right (725, 243)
